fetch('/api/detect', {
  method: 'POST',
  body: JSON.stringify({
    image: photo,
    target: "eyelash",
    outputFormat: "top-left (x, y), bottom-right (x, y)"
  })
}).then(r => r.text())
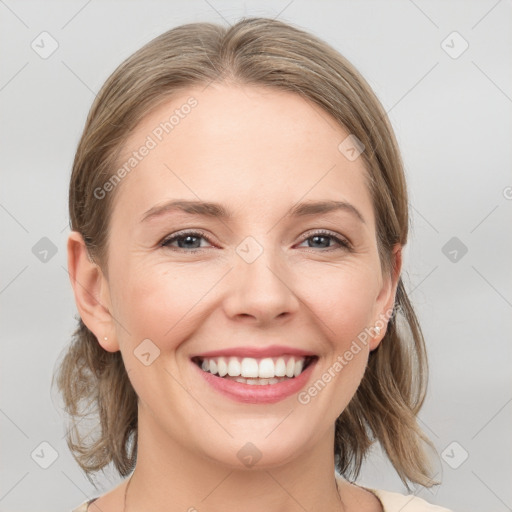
top-left (160, 229), bottom-right (352, 253)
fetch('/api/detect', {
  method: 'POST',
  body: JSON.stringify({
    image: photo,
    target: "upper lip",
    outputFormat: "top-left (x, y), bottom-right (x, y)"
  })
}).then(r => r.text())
top-left (191, 345), bottom-right (317, 359)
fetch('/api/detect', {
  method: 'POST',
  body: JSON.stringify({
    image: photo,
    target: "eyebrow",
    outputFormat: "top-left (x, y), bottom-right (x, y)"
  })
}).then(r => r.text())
top-left (141, 199), bottom-right (366, 224)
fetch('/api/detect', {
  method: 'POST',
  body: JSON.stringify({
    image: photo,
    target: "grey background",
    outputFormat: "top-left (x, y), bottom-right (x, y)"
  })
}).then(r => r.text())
top-left (1, 1), bottom-right (511, 511)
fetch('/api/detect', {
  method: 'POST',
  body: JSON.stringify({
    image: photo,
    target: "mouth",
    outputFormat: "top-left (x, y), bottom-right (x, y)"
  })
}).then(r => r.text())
top-left (191, 355), bottom-right (318, 386)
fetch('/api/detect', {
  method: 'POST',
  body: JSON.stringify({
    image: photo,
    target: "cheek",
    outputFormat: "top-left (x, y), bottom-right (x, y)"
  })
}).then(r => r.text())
top-left (110, 265), bottom-right (211, 401)
top-left (306, 264), bottom-right (380, 345)
top-left (111, 254), bottom-right (380, 353)
top-left (303, 266), bottom-right (378, 403)
top-left (111, 261), bottom-right (222, 349)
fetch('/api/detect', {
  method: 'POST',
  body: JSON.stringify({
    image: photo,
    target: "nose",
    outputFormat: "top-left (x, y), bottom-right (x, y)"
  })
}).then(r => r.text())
top-left (222, 244), bottom-right (300, 325)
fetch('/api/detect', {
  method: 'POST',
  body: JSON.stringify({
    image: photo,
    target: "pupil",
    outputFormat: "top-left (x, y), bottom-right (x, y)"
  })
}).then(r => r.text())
top-left (311, 235), bottom-right (328, 248)
top-left (180, 235), bottom-right (199, 248)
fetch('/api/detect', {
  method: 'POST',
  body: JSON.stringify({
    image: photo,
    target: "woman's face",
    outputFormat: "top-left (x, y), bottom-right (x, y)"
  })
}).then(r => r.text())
top-left (97, 84), bottom-right (399, 468)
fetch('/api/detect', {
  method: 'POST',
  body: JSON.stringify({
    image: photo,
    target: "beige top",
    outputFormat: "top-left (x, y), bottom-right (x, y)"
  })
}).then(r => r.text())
top-left (71, 487), bottom-right (454, 512)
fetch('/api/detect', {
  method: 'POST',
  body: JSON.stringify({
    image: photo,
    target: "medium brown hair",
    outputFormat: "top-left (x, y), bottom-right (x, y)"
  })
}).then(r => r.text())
top-left (54, 17), bottom-right (437, 488)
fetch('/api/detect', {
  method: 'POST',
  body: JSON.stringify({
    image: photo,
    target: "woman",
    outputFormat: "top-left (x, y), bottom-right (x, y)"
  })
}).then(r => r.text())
top-left (55, 17), bottom-right (453, 512)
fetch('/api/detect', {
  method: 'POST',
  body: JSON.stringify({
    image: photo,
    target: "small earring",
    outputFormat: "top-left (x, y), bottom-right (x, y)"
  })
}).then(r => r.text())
top-left (374, 326), bottom-right (381, 336)
top-left (104, 336), bottom-right (108, 341)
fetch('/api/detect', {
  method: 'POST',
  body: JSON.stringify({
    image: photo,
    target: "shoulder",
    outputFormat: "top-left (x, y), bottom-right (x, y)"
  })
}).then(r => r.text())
top-left (366, 487), bottom-right (454, 512)
top-left (71, 497), bottom-right (98, 512)
top-left (71, 477), bottom-right (128, 512)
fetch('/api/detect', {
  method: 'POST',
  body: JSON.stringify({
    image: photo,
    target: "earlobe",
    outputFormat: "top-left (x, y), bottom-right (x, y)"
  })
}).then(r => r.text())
top-left (369, 244), bottom-right (403, 351)
top-left (67, 231), bottom-right (119, 352)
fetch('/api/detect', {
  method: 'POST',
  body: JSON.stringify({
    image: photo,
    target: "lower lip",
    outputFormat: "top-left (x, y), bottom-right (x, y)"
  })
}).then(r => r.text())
top-left (192, 359), bottom-right (317, 404)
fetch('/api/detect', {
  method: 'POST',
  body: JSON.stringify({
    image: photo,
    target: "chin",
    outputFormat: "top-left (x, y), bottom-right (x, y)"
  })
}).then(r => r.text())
top-left (195, 427), bottom-right (315, 471)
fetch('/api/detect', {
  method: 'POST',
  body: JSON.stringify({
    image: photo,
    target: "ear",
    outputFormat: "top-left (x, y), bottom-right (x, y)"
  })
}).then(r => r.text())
top-left (67, 231), bottom-right (119, 352)
top-left (369, 244), bottom-right (402, 351)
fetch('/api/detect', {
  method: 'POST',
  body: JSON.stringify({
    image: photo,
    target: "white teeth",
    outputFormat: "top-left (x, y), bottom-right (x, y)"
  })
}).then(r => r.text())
top-left (286, 358), bottom-right (295, 378)
top-left (258, 358), bottom-right (275, 378)
top-left (227, 357), bottom-right (241, 376)
top-left (198, 355), bottom-right (312, 380)
top-left (294, 359), bottom-right (304, 378)
top-left (226, 376), bottom-right (289, 385)
top-left (241, 358), bottom-right (259, 378)
top-left (217, 357), bottom-right (228, 377)
top-left (275, 358), bottom-right (286, 377)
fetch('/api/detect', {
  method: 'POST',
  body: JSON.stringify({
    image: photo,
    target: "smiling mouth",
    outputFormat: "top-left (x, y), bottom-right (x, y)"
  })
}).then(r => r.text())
top-left (191, 355), bottom-right (318, 385)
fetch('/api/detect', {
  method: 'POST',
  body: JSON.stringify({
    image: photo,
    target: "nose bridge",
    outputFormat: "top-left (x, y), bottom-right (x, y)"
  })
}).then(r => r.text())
top-left (225, 235), bottom-right (298, 322)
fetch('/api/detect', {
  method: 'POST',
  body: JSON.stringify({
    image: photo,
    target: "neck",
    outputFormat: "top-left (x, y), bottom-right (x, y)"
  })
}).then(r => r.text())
top-left (124, 410), bottom-right (345, 512)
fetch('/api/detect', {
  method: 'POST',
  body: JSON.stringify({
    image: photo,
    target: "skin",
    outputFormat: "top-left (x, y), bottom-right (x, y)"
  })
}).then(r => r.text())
top-left (68, 83), bottom-right (401, 512)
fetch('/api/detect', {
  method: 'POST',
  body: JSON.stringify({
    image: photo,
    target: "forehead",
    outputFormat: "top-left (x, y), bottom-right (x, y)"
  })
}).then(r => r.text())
top-left (110, 83), bottom-right (374, 226)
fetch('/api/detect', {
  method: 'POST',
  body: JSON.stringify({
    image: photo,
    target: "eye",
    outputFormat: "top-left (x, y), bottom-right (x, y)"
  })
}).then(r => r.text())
top-left (297, 230), bottom-right (352, 252)
top-left (160, 229), bottom-right (352, 253)
top-left (160, 230), bottom-right (213, 252)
